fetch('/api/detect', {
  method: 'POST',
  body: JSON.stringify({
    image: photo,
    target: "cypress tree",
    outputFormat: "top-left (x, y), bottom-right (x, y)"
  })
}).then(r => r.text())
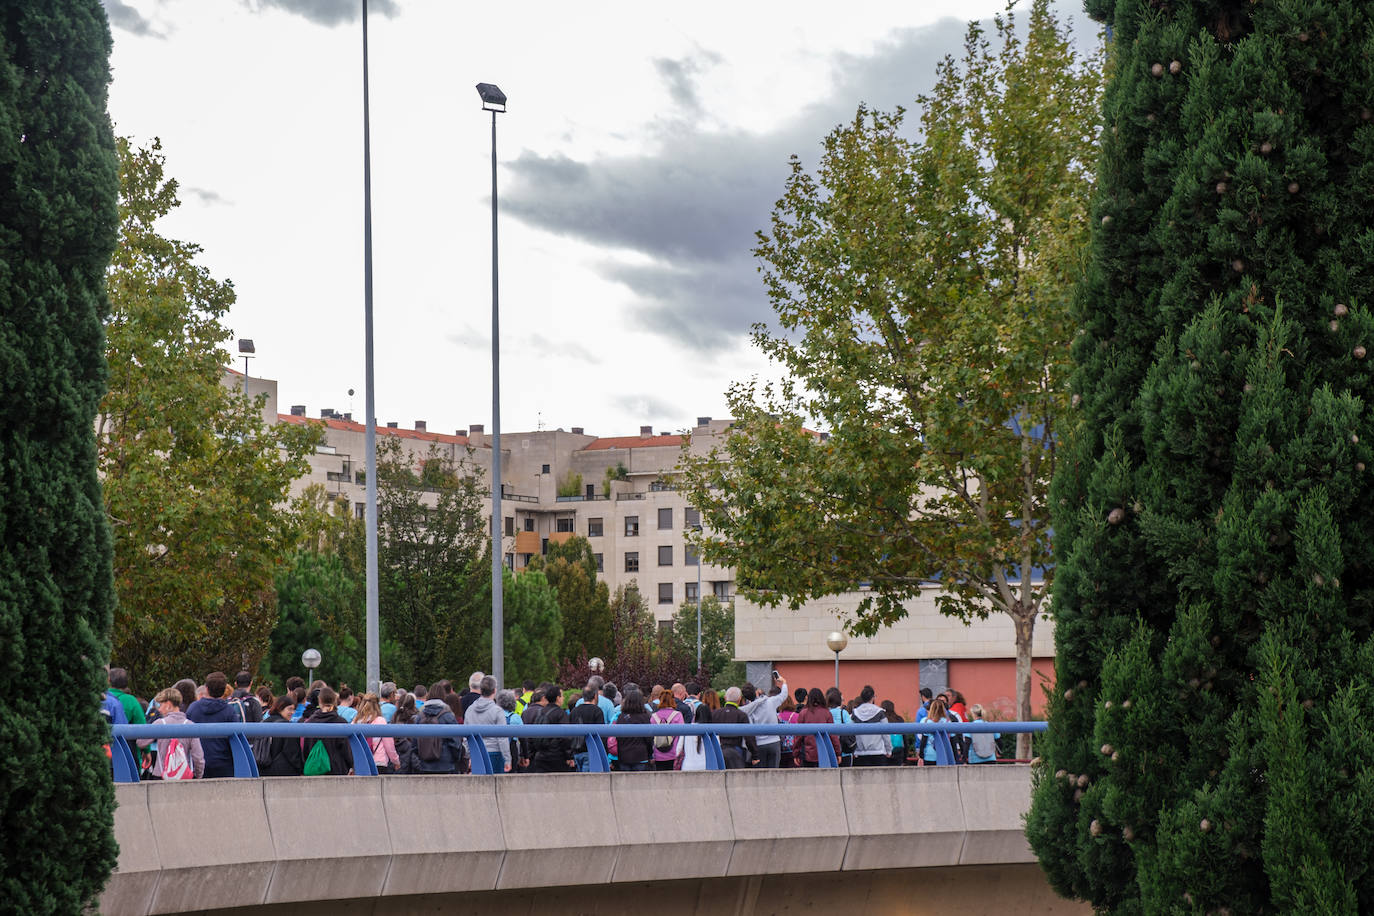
top-left (1029, 1), bottom-right (1374, 911)
top-left (0, 2), bottom-right (120, 910)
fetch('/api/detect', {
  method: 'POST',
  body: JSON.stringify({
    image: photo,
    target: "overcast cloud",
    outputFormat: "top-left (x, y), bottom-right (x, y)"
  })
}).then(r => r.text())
top-left (501, 18), bottom-right (971, 354)
top-left (102, 0), bottom-right (162, 37)
top-left (238, 0), bottom-right (399, 26)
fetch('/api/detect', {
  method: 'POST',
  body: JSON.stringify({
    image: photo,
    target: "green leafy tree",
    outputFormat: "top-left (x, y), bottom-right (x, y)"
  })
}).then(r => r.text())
top-left (0, 3), bottom-right (120, 909)
top-left (601, 462), bottom-right (628, 496)
top-left (1028, 2), bottom-right (1374, 911)
top-left (680, 1), bottom-right (1101, 757)
top-left (528, 534), bottom-right (613, 661)
top-left (101, 138), bottom-right (320, 692)
top-left (663, 596), bottom-right (735, 680)
top-left (480, 568), bottom-right (563, 686)
top-left (340, 437), bottom-right (490, 687)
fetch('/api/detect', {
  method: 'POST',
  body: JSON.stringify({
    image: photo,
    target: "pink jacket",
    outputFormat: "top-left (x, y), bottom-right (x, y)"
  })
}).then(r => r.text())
top-left (651, 707), bottom-right (684, 761)
top-left (365, 715), bottom-right (400, 768)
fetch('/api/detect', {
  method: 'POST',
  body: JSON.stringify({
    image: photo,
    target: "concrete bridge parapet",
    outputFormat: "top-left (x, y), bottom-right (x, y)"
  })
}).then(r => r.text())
top-left (102, 765), bottom-right (1070, 916)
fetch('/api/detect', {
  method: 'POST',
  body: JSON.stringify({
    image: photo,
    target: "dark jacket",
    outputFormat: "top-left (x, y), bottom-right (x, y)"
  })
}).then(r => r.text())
top-left (412, 699), bottom-right (465, 774)
top-left (711, 703), bottom-right (757, 765)
top-left (186, 696), bottom-right (241, 772)
top-left (303, 709), bottom-right (352, 775)
top-left (613, 711), bottom-right (652, 767)
top-left (530, 703), bottom-right (571, 770)
top-left (263, 712), bottom-right (304, 776)
top-left (675, 699), bottom-right (694, 724)
top-left (567, 700), bottom-right (604, 755)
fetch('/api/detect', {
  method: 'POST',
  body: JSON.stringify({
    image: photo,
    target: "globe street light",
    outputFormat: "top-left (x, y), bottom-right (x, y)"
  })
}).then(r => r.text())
top-left (826, 631), bottom-right (848, 690)
top-left (302, 647), bottom-right (322, 686)
top-left (588, 657), bottom-right (605, 673)
top-left (477, 81), bottom-right (507, 688)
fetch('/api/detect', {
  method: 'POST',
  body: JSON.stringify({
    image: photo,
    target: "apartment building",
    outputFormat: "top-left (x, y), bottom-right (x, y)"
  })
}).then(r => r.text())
top-left (255, 375), bottom-right (732, 623)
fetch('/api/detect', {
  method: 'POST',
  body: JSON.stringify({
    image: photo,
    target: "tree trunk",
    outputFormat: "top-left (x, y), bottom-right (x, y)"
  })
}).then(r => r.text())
top-left (1013, 608), bottom-right (1035, 761)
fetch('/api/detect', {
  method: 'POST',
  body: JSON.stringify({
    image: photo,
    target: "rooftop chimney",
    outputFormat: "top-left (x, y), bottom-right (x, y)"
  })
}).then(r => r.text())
top-left (456, 429), bottom-right (468, 437)
top-left (640, 425), bottom-right (653, 437)
top-left (321, 408), bottom-right (335, 419)
top-left (571, 427), bottom-right (584, 435)
top-left (470, 423), bottom-right (485, 434)
top-left (386, 421), bottom-right (398, 429)
top-left (290, 405), bottom-right (306, 417)
top-left (697, 416), bottom-right (712, 427)
top-left (415, 420), bottom-right (427, 432)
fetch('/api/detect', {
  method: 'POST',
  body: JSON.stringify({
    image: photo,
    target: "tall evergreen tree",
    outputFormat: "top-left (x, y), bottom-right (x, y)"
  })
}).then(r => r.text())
top-left (0, 2), bottom-right (120, 910)
top-left (1029, 2), bottom-right (1374, 911)
top-left (527, 535), bottom-right (613, 662)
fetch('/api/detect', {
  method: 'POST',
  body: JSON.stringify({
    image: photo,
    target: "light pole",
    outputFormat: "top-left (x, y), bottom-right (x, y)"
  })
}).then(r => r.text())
top-left (694, 527), bottom-right (703, 673)
top-left (477, 81), bottom-right (507, 688)
top-left (361, 0), bottom-right (380, 695)
top-left (826, 631), bottom-right (848, 690)
top-left (302, 648), bottom-right (322, 686)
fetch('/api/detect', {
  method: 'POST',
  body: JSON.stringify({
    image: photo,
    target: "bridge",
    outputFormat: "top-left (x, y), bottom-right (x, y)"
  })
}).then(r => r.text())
top-left (102, 722), bottom-right (1085, 915)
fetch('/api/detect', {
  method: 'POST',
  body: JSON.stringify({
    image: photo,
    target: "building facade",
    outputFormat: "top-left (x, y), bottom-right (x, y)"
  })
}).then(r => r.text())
top-left (244, 371), bottom-right (1054, 714)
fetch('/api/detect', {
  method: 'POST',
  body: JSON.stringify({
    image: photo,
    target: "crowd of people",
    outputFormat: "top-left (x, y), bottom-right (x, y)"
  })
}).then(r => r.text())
top-left (103, 666), bottom-right (1003, 779)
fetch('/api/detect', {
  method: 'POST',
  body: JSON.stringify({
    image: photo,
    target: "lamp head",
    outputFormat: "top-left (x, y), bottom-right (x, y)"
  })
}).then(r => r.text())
top-left (301, 648), bottom-right (322, 670)
top-left (476, 82), bottom-right (507, 112)
top-left (237, 338), bottom-right (255, 355)
top-left (826, 631), bottom-right (849, 654)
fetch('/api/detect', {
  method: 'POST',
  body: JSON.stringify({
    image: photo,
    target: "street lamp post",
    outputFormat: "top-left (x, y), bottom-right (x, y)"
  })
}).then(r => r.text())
top-left (694, 524), bottom-right (703, 673)
top-left (361, 0), bottom-right (380, 695)
top-left (477, 82), bottom-right (507, 688)
top-left (826, 631), bottom-right (848, 690)
top-left (302, 648), bottom-right (322, 686)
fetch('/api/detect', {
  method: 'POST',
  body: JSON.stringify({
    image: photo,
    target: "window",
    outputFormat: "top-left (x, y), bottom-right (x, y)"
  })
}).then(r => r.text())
top-left (625, 551), bottom-right (639, 573)
top-left (588, 517), bottom-right (604, 537)
top-left (658, 507), bottom-right (673, 529)
top-left (541, 463), bottom-right (550, 474)
top-left (685, 544), bottom-right (700, 567)
top-left (658, 545), bottom-right (673, 566)
top-left (684, 507), bottom-right (700, 528)
top-left (505, 516), bottom-right (515, 537)
top-left (355, 502), bottom-right (366, 519)
top-left (658, 619), bottom-right (674, 635)
top-left (556, 518), bottom-right (574, 533)
top-left (594, 553), bottom-right (604, 572)
top-left (505, 553), bottom-right (514, 569)
top-left (524, 517), bottom-right (535, 532)
top-left (658, 582), bottom-right (673, 604)
top-left (685, 581), bottom-right (699, 603)
top-left (712, 581), bottom-right (732, 600)
top-left (541, 537), bottom-right (549, 555)
top-left (625, 516), bottom-right (639, 537)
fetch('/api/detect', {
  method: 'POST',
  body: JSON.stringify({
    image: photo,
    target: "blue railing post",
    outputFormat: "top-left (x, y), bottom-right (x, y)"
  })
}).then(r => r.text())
top-left (815, 732), bottom-right (838, 768)
top-left (230, 734), bottom-right (259, 778)
top-left (932, 731), bottom-right (956, 766)
top-left (111, 740), bottom-right (140, 783)
top-left (703, 731), bottom-right (725, 770)
top-left (587, 735), bottom-right (610, 772)
top-left (465, 735), bottom-right (493, 774)
top-left (349, 733), bottom-right (379, 776)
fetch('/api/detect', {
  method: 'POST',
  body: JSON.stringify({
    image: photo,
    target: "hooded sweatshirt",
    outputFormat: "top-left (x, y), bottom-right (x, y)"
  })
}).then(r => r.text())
top-left (465, 695), bottom-right (506, 754)
top-left (851, 702), bottom-right (889, 757)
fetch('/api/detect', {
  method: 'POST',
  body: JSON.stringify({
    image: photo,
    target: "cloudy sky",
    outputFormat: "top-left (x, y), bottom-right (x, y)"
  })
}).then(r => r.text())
top-left (101, 0), bottom-right (1089, 438)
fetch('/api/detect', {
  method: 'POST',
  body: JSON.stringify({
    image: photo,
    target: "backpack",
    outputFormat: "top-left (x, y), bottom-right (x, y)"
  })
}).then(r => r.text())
top-left (778, 711), bottom-right (799, 753)
top-left (652, 709), bottom-right (680, 751)
top-left (303, 739), bottom-right (332, 776)
top-left (416, 707), bottom-right (445, 762)
top-left (970, 730), bottom-right (998, 759)
top-left (251, 735), bottom-right (273, 767)
top-left (162, 737), bottom-right (194, 780)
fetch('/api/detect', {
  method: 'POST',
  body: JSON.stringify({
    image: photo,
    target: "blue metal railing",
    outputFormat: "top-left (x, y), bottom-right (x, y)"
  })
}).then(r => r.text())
top-left (109, 720), bottom-right (1045, 783)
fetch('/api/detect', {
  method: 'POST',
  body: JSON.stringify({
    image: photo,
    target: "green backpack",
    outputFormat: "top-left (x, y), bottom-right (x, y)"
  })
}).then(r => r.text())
top-left (303, 739), bottom-right (331, 776)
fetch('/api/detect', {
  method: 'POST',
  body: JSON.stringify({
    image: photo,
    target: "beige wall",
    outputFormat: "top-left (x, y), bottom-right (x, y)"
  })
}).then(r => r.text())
top-left (736, 591), bottom-right (1055, 663)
